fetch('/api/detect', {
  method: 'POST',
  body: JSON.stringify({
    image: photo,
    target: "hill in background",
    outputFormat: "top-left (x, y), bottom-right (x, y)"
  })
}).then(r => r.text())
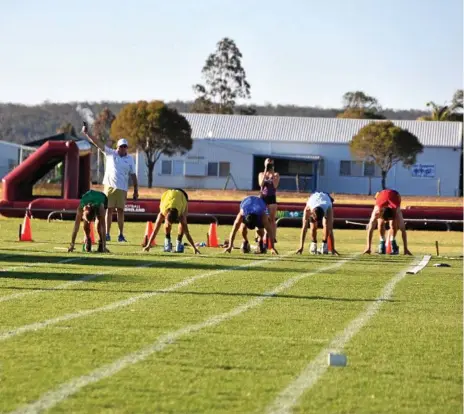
top-left (0, 101), bottom-right (429, 144)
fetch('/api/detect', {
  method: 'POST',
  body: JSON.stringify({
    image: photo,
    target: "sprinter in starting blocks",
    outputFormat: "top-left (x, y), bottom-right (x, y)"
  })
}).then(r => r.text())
top-left (363, 189), bottom-right (412, 255)
top-left (296, 192), bottom-right (339, 255)
top-left (68, 190), bottom-right (109, 253)
top-left (142, 188), bottom-right (200, 254)
top-left (224, 195), bottom-right (278, 255)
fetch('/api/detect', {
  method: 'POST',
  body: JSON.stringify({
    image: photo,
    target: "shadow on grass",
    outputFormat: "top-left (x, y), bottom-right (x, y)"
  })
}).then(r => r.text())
top-left (0, 285), bottom-right (396, 303)
top-left (0, 251), bottom-right (413, 271)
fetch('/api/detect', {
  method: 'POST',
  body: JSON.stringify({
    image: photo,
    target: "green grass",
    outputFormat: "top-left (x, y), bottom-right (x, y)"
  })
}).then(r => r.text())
top-left (0, 218), bottom-right (462, 413)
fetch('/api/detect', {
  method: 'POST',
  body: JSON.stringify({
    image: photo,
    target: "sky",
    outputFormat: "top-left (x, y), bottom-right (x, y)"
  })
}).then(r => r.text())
top-left (0, 0), bottom-right (462, 110)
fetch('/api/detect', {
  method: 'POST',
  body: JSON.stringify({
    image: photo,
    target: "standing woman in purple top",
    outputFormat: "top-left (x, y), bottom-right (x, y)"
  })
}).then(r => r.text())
top-left (258, 158), bottom-right (280, 242)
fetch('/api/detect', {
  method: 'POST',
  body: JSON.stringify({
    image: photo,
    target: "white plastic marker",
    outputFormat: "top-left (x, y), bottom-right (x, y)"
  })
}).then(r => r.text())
top-left (265, 257), bottom-right (418, 414)
top-left (406, 254), bottom-right (431, 274)
top-left (327, 353), bottom-right (347, 367)
top-left (8, 255), bottom-right (354, 414)
top-left (0, 253), bottom-right (290, 342)
top-left (0, 252), bottom-right (204, 304)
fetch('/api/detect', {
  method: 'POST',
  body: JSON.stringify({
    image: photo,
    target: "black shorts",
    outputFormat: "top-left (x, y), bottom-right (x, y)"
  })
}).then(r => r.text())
top-left (260, 194), bottom-right (277, 205)
top-left (173, 188), bottom-right (189, 201)
top-left (103, 194), bottom-right (108, 210)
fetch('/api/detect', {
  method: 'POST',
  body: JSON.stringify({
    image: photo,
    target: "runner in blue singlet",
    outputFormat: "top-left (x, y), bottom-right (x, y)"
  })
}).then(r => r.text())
top-left (224, 196), bottom-right (278, 255)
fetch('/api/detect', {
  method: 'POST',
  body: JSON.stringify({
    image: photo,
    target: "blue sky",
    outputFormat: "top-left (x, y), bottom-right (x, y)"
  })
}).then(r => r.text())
top-left (1, 0), bottom-right (462, 110)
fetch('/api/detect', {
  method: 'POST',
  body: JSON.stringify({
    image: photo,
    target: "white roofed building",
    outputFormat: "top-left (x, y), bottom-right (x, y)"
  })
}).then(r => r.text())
top-left (135, 114), bottom-right (463, 196)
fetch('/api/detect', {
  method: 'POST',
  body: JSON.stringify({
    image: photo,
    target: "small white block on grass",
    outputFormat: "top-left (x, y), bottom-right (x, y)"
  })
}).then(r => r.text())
top-left (328, 353), bottom-right (347, 367)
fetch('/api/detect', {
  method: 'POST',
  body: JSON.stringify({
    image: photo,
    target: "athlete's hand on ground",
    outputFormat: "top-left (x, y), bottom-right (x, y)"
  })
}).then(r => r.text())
top-left (223, 245), bottom-right (233, 253)
top-left (404, 248), bottom-right (413, 255)
top-left (194, 247), bottom-right (201, 254)
top-left (331, 249), bottom-right (340, 256)
top-left (270, 248), bottom-right (278, 255)
top-left (363, 247), bottom-right (371, 254)
top-left (295, 247), bottom-right (304, 255)
top-left (142, 246), bottom-right (150, 252)
top-left (67, 244), bottom-right (75, 253)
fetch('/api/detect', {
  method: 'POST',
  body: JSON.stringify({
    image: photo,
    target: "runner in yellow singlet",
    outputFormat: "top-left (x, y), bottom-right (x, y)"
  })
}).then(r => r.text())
top-left (143, 188), bottom-right (200, 254)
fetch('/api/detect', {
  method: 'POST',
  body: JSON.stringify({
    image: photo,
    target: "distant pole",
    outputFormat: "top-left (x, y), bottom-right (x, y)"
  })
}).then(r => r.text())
top-left (96, 150), bottom-right (101, 183)
top-left (135, 148), bottom-right (139, 179)
top-left (437, 178), bottom-right (441, 196)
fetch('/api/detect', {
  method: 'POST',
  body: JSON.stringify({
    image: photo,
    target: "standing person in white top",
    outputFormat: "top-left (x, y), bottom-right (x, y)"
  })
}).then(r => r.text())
top-left (81, 123), bottom-right (138, 242)
top-left (296, 192), bottom-right (338, 255)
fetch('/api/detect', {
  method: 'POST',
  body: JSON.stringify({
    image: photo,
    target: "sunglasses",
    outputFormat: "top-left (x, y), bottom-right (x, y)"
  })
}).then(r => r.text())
top-left (119, 145), bottom-right (128, 149)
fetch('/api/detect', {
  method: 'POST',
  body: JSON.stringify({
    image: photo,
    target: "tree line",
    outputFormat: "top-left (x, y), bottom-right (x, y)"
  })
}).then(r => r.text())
top-left (0, 37), bottom-right (462, 190)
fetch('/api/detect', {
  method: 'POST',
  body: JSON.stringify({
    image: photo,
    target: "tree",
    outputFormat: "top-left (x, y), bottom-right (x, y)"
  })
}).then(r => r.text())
top-left (110, 101), bottom-right (192, 188)
top-left (192, 37), bottom-right (251, 114)
top-left (350, 121), bottom-right (424, 189)
top-left (337, 108), bottom-right (385, 120)
top-left (418, 90), bottom-right (463, 121)
top-left (452, 89), bottom-right (463, 110)
top-left (338, 91), bottom-right (383, 119)
top-left (56, 122), bottom-right (77, 136)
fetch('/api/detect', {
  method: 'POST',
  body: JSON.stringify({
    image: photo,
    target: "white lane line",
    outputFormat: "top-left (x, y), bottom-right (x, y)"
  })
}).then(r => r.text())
top-left (0, 257), bottom-right (82, 273)
top-left (0, 253), bottom-right (204, 304)
top-left (265, 257), bottom-right (418, 414)
top-left (0, 253), bottom-right (290, 341)
top-left (8, 255), bottom-right (354, 414)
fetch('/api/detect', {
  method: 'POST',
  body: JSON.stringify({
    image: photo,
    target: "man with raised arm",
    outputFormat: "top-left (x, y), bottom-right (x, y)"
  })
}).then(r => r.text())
top-left (81, 123), bottom-right (138, 243)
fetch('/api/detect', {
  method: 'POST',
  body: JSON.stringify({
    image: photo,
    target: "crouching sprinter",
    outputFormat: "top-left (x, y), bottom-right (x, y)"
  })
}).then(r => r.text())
top-left (68, 189), bottom-right (109, 253)
top-left (296, 191), bottom-right (339, 255)
top-left (364, 189), bottom-right (412, 255)
top-left (224, 196), bottom-right (278, 255)
top-left (142, 188), bottom-right (200, 254)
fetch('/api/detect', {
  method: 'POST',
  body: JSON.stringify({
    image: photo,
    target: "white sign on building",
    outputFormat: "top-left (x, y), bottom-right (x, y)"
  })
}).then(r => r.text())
top-left (411, 164), bottom-right (435, 178)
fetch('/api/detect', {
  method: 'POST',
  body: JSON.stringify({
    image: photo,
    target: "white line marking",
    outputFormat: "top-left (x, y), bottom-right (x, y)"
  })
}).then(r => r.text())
top-left (8, 255), bottom-right (354, 414)
top-left (406, 254), bottom-right (431, 274)
top-left (0, 253), bottom-right (202, 304)
top-left (0, 257), bottom-right (82, 273)
top-left (265, 257), bottom-right (418, 414)
top-left (0, 253), bottom-right (289, 341)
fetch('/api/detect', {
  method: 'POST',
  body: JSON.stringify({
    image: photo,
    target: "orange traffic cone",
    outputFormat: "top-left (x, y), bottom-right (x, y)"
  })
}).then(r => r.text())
top-left (19, 213), bottom-right (33, 241)
top-left (83, 222), bottom-right (96, 243)
top-left (327, 234), bottom-right (333, 253)
top-left (142, 221), bottom-right (156, 247)
top-left (386, 239), bottom-right (392, 254)
top-left (208, 222), bottom-right (219, 247)
top-left (266, 234), bottom-right (272, 249)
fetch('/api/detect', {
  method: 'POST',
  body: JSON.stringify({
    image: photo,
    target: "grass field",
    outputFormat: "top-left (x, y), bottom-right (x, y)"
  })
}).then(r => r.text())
top-left (0, 217), bottom-right (462, 413)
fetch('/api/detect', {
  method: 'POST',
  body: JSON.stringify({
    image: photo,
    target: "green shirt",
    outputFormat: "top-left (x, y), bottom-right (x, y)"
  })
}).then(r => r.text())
top-left (79, 190), bottom-right (106, 208)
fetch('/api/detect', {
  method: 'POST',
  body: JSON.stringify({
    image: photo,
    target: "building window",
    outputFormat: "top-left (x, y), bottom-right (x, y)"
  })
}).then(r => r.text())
top-left (173, 160), bottom-right (184, 176)
top-left (340, 161), bottom-right (351, 176)
top-left (340, 160), bottom-right (363, 177)
top-left (207, 162), bottom-right (218, 176)
top-left (161, 160), bottom-right (172, 175)
top-left (363, 161), bottom-right (381, 177)
top-left (8, 159), bottom-right (17, 172)
top-left (219, 162), bottom-right (230, 177)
